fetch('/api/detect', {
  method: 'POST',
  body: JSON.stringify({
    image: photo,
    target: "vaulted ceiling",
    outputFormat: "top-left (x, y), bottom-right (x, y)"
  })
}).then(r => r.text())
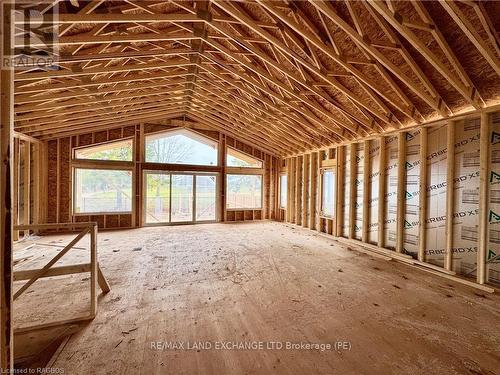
top-left (14, 0), bottom-right (500, 156)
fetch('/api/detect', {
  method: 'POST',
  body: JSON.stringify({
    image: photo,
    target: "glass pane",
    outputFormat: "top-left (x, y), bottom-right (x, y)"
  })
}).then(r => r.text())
top-left (145, 173), bottom-right (170, 224)
top-left (280, 175), bottom-right (287, 208)
top-left (171, 174), bottom-right (193, 222)
top-left (196, 175), bottom-right (217, 221)
top-left (145, 129), bottom-right (218, 166)
top-left (226, 174), bottom-right (262, 209)
top-left (74, 139), bottom-right (133, 161)
top-left (322, 170), bottom-right (335, 217)
top-left (226, 148), bottom-right (263, 168)
top-left (74, 169), bottom-right (132, 213)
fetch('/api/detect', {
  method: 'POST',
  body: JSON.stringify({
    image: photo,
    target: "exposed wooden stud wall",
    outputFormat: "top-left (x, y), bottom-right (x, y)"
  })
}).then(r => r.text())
top-left (477, 113), bottom-right (491, 284)
top-left (445, 121), bottom-right (456, 270)
top-left (377, 137), bottom-right (386, 248)
top-left (22, 141), bottom-right (30, 231)
top-left (289, 157), bottom-right (296, 224)
top-left (302, 154), bottom-right (309, 227)
top-left (396, 132), bottom-right (407, 253)
top-left (418, 127), bottom-right (428, 262)
top-left (295, 155), bottom-right (303, 226)
top-left (309, 152), bottom-right (318, 230)
top-left (286, 159), bottom-right (292, 223)
top-left (278, 108), bottom-right (500, 289)
top-left (362, 140), bottom-right (370, 242)
top-left (348, 143), bottom-right (357, 239)
top-left (336, 147), bottom-right (345, 237)
top-left (315, 152), bottom-right (321, 231)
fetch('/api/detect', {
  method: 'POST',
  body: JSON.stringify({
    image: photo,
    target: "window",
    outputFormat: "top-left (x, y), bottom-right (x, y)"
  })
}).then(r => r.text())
top-left (74, 139), bottom-right (133, 162)
top-left (226, 148), bottom-right (263, 168)
top-left (280, 174), bottom-right (287, 208)
top-left (226, 174), bottom-right (262, 209)
top-left (145, 129), bottom-right (218, 166)
top-left (74, 168), bottom-right (132, 214)
top-left (322, 170), bottom-right (335, 217)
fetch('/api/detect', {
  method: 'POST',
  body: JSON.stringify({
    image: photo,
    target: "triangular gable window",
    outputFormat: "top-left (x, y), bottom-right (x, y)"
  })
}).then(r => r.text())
top-left (226, 147), bottom-right (263, 168)
top-left (145, 129), bottom-right (218, 166)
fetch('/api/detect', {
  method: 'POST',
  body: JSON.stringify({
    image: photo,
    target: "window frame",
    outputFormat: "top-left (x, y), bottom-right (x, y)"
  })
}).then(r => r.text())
top-left (72, 137), bottom-right (135, 164)
top-left (226, 146), bottom-right (263, 169)
top-left (72, 165), bottom-right (135, 216)
top-left (320, 168), bottom-right (336, 218)
top-left (143, 128), bottom-right (219, 167)
top-left (225, 173), bottom-right (264, 210)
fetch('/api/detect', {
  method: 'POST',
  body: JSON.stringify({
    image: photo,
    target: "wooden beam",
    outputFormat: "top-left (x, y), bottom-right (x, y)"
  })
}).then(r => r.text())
top-left (22, 140), bottom-right (30, 229)
top-left (477, 112), bottom-right (491, 284)
top-left (286, 159), bottom-right (292, 223)
top-left (14, 264), bottom-right (91, 281)
top-left (290, 157), bottom-right (296, 223)
top-left (378, 136), bottom-right (386, 248)
top-left (200, 40), bottom-right (349, 140)
top-left (348, 143), bottom-right (357, 239)
top-left (368, 1), bottom-right (480, 108)
top-left (418, 127), bottom-right (428, 262)
top-left (307, 0), bottom-right (442, 113)
top-left (15, 68), bottom-right (192, 94)
top-left (412, 1), bottom-right (482, 103)
top-left (445, 121), bottom-right (456, 270)
top-left (210, 1), bottom-right (397, 128)
top-left (14, 58), bottom-right (194, 81)
top-left (20, 32), bottom-right (197, 48)
top-left (302, 154), bottom-right (310, 228)
top-left (0, 14), bottom-right (14, 366)
top-left (362, 140), bottom-right (370, 242)
top-left (44, 13), bottom-right (203, 24)
top-left (440, 0), bottom-right (500, 77)
top-left (336, 147), bottom-right (345, 236)
top-left (295, 156), bottom-right (303, 225)
top-left (12, 139), bottom-right (19, 241)
top-left (309, 152), bottom-right (318, 229)
top-left (396, 132), bottom-right (406, 253)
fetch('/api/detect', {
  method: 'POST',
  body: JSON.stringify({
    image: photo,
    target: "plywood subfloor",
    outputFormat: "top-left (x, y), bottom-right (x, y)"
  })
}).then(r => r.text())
top-left (15, 222), bottom-right (500, 375)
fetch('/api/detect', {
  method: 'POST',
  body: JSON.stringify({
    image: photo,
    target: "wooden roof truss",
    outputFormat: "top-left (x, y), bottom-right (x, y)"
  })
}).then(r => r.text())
top-left (13, 0), bottom-right (500, 156)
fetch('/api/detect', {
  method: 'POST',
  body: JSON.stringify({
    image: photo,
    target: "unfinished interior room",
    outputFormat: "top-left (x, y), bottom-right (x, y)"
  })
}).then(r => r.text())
top-left (1, 0), bottom-right (500, 374)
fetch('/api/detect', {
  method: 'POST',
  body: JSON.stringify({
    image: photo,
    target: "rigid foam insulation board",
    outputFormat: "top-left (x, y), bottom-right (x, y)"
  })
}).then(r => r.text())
top-left (368, 139), bottom-right (380, 245)
top-left (452, 117), bottom-right (480, 277)
top-left (354, 142), bottom-right (364, 240)
top-left (342, 145), bottom-right (351, 238)
top-left (488, 111), bottom-right (500, 284)
top-left (404, 129), bottom-right (421, 259)
top-left (425, 123), bottom-right (448, 267)
top-left (384, 135), bottom-right (398, 250)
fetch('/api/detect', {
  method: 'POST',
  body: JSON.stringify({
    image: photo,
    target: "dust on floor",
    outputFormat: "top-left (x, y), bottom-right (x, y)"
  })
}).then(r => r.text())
top-left (14, 222), bottom-right (500, 375)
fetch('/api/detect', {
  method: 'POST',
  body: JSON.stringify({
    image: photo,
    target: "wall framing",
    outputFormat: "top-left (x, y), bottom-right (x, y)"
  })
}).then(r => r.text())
top-left (280, 106), bottom-right (500, 289)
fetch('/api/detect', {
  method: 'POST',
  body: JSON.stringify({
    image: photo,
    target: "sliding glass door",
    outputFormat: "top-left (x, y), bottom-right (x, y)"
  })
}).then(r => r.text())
top-left (144, 171), bottom-right (217, 225)
top-left (144, 173), bottom-right (170, 224)
top-left (171, 174), bottom-right (194, 223)
top-left (196, 175), bottom-right (217, 221)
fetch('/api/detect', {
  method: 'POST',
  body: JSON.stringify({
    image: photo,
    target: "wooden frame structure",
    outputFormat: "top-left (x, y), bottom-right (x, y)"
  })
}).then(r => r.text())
top-left (280, 105), bottom-right (500, 292)
top-left (12, 222), bottom-right (110, 334)
top-left (2, 1), bottom-right (500, 371)
top-left (10, 1), bottom-right (499, 153)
